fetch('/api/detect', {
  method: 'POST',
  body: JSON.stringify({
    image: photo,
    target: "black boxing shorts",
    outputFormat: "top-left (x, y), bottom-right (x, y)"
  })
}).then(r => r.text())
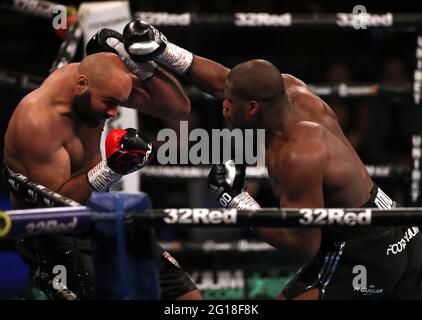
top-left (16, 235), bottom-right (197, 300)
top-left (282, 183), bottom-right (422, 300)
top-left (154, 242), bottom-right (198, 299)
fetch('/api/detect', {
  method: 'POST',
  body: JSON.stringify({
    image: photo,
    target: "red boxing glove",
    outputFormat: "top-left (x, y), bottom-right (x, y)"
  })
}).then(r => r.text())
top-left (87, 128), bottom-right (153, 191)
top-left (106, 128), bottom-right (153, 174)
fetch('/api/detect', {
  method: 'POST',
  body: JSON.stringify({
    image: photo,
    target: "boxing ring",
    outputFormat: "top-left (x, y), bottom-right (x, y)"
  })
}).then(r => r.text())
top-left (1, 1), bottom-right (422, 299)
top-left (2, 165), bottom-right (422, 299)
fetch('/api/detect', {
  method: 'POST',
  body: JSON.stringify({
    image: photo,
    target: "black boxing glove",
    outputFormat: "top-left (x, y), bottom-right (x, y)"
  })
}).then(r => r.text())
top-left (85, 29), bottom-right (157, 81)
top-left (122, 20), bottom-right (167, 62)
top-left (87, 128), bottom-right (153, 191)
top-left (207, 160), bottom-right (260, 210)
top-left (85, 28), bottom-right (124, 55)
top-left (123, 20), bottom-right (193, 75)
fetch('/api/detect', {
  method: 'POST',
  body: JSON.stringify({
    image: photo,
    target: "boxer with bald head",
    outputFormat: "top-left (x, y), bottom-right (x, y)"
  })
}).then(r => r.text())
top-left (4, 37), bottom-right (201, 299)
top-left (6, 53), bottom-right (137, 206)
top-left (124, 21), bottom-right (422, 300)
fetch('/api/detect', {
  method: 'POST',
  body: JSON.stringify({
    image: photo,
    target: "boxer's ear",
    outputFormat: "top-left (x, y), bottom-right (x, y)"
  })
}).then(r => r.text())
top-left (76, 75), bottom-right (88, 92)
top-left (249, 100), bottom-right (260, 116)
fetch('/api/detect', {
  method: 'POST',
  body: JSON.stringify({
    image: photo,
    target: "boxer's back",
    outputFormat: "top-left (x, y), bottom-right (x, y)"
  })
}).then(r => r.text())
top-left (267, 75), bottom-right (372, 208)
top-left (5, 88), bottom-right (58, 175)
top-left (274, 78), bottom-right (422, 300)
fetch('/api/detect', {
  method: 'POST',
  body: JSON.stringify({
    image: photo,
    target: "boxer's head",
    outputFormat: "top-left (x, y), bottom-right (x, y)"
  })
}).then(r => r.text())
top-left (223, 59), bottom-right (285, 129)
top-left (73, 53), bottom-right (132, 127)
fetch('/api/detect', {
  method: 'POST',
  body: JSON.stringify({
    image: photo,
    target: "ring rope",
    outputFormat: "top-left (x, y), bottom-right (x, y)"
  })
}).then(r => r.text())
top-left (0, 211), bottom-right (12, 237)
top-left (134, 12), bottom-right (422, 29)
top-left (0, 69), bottom-right (44, 92)
top-left (139, 165), bottom-right (410, 180)
top-left (159, 240), bottom-right (275, 253)
top-left (1, 169), bottom-right (421, 238)
top-left (410, 35), bottom-right (422, 205)
top-left (0, 206), bottom-right (91, 238)
top-left (2, 165), bottom-right (82, 207)
top-left (127, 207), bottom-right (422, 228)
top-left (2, 0), bottom-right (76, 20)
top-left (2, 206), bottom-right (422, 239)
top-left (49, 20), bottom-right (83, 73)
top-left (3, 4), bottom-right (421, 30)
top-left (0, 68), bottom-right (412, 99)
top-left (187, 83), bottom-right (413, 99)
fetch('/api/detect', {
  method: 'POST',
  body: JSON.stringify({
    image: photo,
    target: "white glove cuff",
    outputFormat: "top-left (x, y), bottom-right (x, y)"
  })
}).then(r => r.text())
top-left (87, 160), bottom-right (122, 191)
top-left (229, 192), bottom-right (261, 211)
top-left (155, 42), bottom-right (193, 75)
top-left (106, 38), bottom-right (157, 80)
top-left (120, 53), bottom-right (157, 81)
top-left (132, 60), bottom-right (157, 81)
top-left (230, 192), bottom-right (261, 234)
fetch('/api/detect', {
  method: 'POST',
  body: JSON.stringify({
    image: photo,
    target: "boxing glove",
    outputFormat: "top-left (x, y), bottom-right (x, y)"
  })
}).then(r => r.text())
top-left (123, 20), bottom-right (193, 75)
top-left (85, 28), bottom-right (124, 56)
top-left (87, 128), bottom-right (153, 191)
top-left (207, 160), bottom-right (260, 210)
top-left (85, 29), bottom-right (157, 80)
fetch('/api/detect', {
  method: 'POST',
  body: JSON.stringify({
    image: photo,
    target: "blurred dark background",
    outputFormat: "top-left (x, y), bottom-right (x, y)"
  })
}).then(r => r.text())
top-left (0, 0), bottom-right (422, 298)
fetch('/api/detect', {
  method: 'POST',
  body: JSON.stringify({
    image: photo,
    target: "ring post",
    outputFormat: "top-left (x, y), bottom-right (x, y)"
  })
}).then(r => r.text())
top-left (88, 192), bottom-right (159, 299)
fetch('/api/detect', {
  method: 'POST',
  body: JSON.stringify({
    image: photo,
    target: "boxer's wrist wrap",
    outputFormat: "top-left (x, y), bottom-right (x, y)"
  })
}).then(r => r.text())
top-left (230, 192), bottom-right (260, 233)
top-left (156, 42), bottom-right (193, 75)
top-left (229, 191), bottom-right (261, 211)
top-left (87, 160), bottom-right (122, 191)
top-left (134, 60), bottom-right (157, 81)
top-left (107, 38), bottom-right (157, 80)
top-left (123, 57), bottom-right (157, 81)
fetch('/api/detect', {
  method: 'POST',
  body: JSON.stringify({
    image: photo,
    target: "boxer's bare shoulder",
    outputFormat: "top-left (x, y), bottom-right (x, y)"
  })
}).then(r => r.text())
top-left (279, 121), bottom-right (327, 163)
top-left (282, 73), bottom-right (308, 89)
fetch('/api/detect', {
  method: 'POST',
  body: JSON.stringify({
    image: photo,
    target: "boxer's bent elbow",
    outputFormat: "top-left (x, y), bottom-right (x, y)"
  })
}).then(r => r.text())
top-left (171, 97), bottom-right (191, 119)
top-left (290, 228), bottom-right (321, 259)
top-left (157, 93), bottom-right (191, 120)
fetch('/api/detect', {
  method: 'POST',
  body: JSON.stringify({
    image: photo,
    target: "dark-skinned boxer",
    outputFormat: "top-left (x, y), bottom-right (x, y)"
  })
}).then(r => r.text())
top-left (121, 20), bottom-right (422, 299)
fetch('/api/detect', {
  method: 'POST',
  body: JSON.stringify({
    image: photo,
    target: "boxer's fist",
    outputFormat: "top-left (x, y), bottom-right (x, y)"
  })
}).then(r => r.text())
top-left (123, 20), bottom-right (168, 63)
top-left (85, 28), bottom-right (157, 81)
top-left (207, 160), bottom-right (246, 207)
top-left (85, 29), bottom-right (124, 56)
top-left (106, 128), bottom-right (153, 175)
top-left (123, 20), bottom-right (193, 75)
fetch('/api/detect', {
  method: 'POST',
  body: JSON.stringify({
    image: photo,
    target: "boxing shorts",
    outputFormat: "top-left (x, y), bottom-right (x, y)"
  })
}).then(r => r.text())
top-left (16, 235), bottom-right (197, 299)
top-left (282, 183), bottom-right (422, 300)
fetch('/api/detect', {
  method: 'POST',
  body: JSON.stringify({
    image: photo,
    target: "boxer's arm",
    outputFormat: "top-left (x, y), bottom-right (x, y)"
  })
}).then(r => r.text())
top-left (255, 127), bottom-right (326, 259)
top-left (15, 109), bottom-right (95, 203)
top-left (184, 55), bottom-right (230, 99)
top-left (122, 22), bottom-right (229, 99)
top-left (86, 28), bottom-right (190, 119)
top-left (124, 66), bottom-right (191, 119)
